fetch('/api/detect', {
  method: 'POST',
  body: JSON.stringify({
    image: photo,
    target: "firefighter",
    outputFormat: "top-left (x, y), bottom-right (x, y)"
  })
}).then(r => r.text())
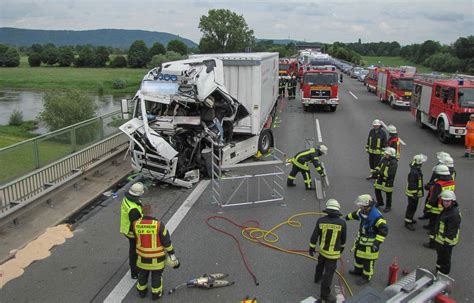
top-left (287, 145), bottom-right (328, 190)
top-left (374, 147), bottom-right (398, 213)
top-left (444, 156), bottom-right (456, 181)
top-left (465, 113), bottom-right (474, 157)
top-left (404, 154), bottom-right (427, 231)
top-left (365, 119), bottom-right (388, 180)
top-left (288, 75), bottom-right (297, 99)
top-left (134, 204), bottom-right (180, 300)
top-left (346, 194), bottom-right (388, 285)
top-left (423, 165), bottom-right (455, 249)
top-left (434, 190), bottom-right (461, 275)
top-left (120, 182), bottom-right (145, 279)
top-left (309, 199), bottom-right (346, 303)
top-left (387, 125), bottom-right (400, 160)
top-left (278, 76), bottom-right (286, 97)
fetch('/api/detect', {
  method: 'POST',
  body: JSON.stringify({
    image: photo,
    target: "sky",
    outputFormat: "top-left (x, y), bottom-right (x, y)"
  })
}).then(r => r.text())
top-left (1, 0), bottom-right (472, 45)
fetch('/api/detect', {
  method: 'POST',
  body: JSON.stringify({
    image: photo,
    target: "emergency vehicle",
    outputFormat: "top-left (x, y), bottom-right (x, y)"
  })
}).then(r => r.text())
top-left (377, 66), bottom-right (416, 108)
top-left (411, 74), bottom-right (474, 143)
top-left (279, 58), bottom-right (298, 78)
top-left (300, 65), bottom-right (339, 112)
top-left (366, 66), bottom-right (378, 93)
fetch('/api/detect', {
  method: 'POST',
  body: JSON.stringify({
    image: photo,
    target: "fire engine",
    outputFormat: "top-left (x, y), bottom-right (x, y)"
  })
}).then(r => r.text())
top-left (411, 74), bottom-right (474, 143)
top-left (377, 66), bottom-right (416, 108)
top-left (366, 66), bottom-right (378, 93)
top-left (279, 58), bottom-right (298, 78)
top-left (300, 65), bottom-right (339, 112)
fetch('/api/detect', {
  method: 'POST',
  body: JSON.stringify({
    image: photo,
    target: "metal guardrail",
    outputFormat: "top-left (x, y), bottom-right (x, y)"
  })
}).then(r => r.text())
top-left (0, 110), bottom-right (126, 185)
top-left (0, 132), bottom-right (129, 218)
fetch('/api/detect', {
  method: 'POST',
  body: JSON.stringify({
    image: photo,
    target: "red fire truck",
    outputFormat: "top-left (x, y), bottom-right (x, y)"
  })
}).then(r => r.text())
top-left (366, 66), bottom-right (378, 93)
top-left (411, 74), bottom-right (474, 143)
top-left (377, 66), bottom-right (416, 108)
top-left (279, 58), bottom-right (298, 77)
top-left (300, 65), bottom-right (339, 112)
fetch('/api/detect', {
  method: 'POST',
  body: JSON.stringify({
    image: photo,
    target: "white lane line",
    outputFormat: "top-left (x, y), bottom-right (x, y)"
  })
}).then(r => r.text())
top-left (349, 91), bottom-right (359, 100)
top-left (315, 118), bottom-right (323, 143)
top-left (380, 121), bottom-right (406, 146)
top-left (104, 180), bottom-right (210, 303)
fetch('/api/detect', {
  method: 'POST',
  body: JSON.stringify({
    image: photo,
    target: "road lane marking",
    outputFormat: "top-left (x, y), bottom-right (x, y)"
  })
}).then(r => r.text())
top-left (315, 118), bottom-right (322, 143)
top-left (349, 91), bottom-right (358, 100)
top-left (103, 180), bottom-right (210, 303)
top-left (380, 121), bottom-right (406, 146)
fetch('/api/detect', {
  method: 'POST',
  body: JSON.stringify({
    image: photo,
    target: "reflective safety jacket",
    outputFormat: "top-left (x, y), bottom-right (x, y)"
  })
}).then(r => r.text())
top-left (310, 211), bottom-right (347, 259)
top-left (279, 79), bottom-right (286, 89)
top-left (374, 157), bottom-right (398, 193)
top-left (427, 165), bottom-right (456, 187)
top-left (366, 128), bottom-right (387, 155)
top-left (426, 177), bottom-right (455, 215)
top-left (120, 194), bottom-right (143, 238)
top-left (289, 148), bottom-right (325, 175)
top-left (388, 135), bottom-right (401, 160)
top-left (346, 207), bottom-right (388, 260)
top-left (435, 204), bottom-right (461, 246)
top-left (133, 216), bottom-right (174, 270)
top-left (405, 162), bottom-right (424, 198)
top-left (288, 78), bottom-right (297, 89)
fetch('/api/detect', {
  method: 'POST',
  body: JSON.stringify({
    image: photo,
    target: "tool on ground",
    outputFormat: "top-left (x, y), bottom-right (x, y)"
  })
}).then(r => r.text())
top-left (168, 273), bottom-right (234, 294)
top-left (387, 257), bottom-right (399, 286)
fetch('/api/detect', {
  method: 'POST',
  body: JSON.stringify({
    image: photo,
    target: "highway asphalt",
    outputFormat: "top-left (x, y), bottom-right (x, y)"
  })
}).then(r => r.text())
top-left (1, 75), bottom-right (472, 302)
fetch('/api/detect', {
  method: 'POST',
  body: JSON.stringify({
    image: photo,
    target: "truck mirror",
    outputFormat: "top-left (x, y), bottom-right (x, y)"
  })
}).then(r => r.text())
top-left (121, 99), bottom-right (130, 120)
top-left (458, 91), bottom-right (464, 97)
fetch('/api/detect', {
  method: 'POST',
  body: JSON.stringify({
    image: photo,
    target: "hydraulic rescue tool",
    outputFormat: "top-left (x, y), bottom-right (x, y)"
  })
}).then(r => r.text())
top-left (168, 273), bottom-right (234, 294)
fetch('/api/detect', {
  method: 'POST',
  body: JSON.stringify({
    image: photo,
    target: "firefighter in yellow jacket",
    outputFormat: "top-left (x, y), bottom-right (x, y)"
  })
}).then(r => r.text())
top-left (287, 145), bottom-right (328, 190)
top-left (134, 204), bottom-right (180, 300)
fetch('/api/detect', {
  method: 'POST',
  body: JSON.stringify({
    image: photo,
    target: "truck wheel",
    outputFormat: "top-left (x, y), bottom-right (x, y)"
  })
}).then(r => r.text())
top-left (416, 111), bottom-right (426, 129)
top-left (437, 120), bottom-right (450, 143)
top-left (329, 106), bottom-right (337, 112)
top-left (258, 129), bottom-right (273, 155)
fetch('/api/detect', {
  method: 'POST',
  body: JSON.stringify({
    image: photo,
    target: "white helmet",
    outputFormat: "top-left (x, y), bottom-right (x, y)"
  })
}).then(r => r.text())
top-left (434, 164), bottom-right (450, 176)
top-left (384, 147), bottom-right (396, 157)
top-left (129, 182), bottom-right (145, 196)
top-left (444, 156), bottom-right (454, 168)
top-left (292, 75), bottom-right (296, 79)
top-left (325, 199), bottom-right (341, 212)
top-left (440, 190), bottom-right (456, 201)
top-left (355, 194), bottom-right (373, 207)
top-left (319, 145), bottom-right (328, 155)
top-left (372, 119), bottom-right (381, 126)
top-left (436, 151), bottom-right (450, 162)
top-left (387, 124), bottom-right (397, 134)
top-left (413, 154), bottom-right (428, 165)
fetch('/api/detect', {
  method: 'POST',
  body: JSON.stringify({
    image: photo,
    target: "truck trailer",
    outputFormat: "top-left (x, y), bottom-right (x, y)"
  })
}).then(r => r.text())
top-left (119, 52), bottom-right (280, 188)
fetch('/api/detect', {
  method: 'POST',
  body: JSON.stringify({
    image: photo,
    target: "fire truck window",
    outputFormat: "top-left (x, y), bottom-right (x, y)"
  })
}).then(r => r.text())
top-left (448, 88), bottom-right (455, 101)
top-left (435, 86), bottom-right (441, 98)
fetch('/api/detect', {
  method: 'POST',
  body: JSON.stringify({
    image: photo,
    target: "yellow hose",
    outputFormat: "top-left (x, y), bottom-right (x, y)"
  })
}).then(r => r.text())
top-left (240, 212), bottom-right (354, 297)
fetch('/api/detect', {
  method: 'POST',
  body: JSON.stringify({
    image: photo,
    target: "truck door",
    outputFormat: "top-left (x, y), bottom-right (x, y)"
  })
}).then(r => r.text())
top-left (430, 84), bottom-right (443, 117)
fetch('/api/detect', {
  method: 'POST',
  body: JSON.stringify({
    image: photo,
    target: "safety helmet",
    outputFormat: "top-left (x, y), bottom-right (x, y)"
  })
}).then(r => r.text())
top-left (413, 154), bottom-right (428, 165)
top-left (444, 156), bottom-right (454, 168)
top-left (325, 199), bottom-right (341, 212)
top-left (204, 96), bottom-right (214, 108)
top-left (292, 75), bottom-right (296, 79)
top-left (319, 145), bottom-right (328, 155)
top-left (436, 151), bottom-right (450, 162)
top-left (470, 113), bottom-right (474, 119)
top-left (372, 119), bottom-right (381, 126)
top-left (129, 182), bottom-right (145, 196)
top-left (434, 164), bottom-right (450, 176)
top-left (384, 147), bottom-right (396, 157)
top-left (440, 190), bottom-right (456, 201)
top-left (355, 194), bottom-right (373, 207)
top-left (387, 124), bottom-right (397, 134)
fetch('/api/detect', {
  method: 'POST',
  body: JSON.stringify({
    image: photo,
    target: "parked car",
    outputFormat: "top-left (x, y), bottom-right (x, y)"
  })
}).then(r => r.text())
top-left (350, 67), bottom-right (363, 78)
top-left (358, 69), bottom-right (369, 82)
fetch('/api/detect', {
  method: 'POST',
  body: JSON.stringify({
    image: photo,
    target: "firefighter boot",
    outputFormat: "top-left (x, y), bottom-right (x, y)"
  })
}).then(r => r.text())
top-left (356, 275), bottom-right (370, 286)
top-left (138, 289), bottom-right (147, 299)
top-left (405, 222), bottom-right (416, 231)
top-left (287, 180), bottom-right (296, 187)
top-left (348, 269), bottom-right (362, 276)
top-left (151, 291), bottom-right (162, 301)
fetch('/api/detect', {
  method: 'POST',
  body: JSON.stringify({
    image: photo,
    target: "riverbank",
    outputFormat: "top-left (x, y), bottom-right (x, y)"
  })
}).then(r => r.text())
top-left (0, 57), bottom-right (147, 94)
top-left (0, 121), bottom-right (38, 148)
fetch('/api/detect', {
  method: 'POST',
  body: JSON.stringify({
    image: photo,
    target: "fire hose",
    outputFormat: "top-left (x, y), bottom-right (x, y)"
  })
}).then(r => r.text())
top-left (205, 212), bottom-right (354, 297)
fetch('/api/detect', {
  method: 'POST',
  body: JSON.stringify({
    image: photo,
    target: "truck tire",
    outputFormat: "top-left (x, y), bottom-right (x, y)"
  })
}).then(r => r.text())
top-left (258, 129), bottom-right (273, 155)
top-left (416, 111), bottom-right (426, 129)
top-left (329, 105), bottom-right (337, 112)
top-left (437, 120), bottom-right (450, 143)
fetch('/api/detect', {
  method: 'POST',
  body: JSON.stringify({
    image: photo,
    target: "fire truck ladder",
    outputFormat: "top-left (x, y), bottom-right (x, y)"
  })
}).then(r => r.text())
top-left (414, 73), bottom-right (451, 83)
top-left (209, 141), bottom-right (286, 209)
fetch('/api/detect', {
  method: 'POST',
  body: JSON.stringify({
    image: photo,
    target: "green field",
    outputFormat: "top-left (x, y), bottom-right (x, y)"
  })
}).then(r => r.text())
top-left (0, 56), bottom-right (147, 94)
top-left (361, 56), bottom-right (433, 73)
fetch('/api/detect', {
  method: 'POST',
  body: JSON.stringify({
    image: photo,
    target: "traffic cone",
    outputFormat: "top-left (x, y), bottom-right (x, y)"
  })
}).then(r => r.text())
top-left (387, 257), bottom-right (399, 285)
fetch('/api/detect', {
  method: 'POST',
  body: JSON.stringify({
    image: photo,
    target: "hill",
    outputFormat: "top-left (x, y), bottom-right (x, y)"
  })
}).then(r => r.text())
top-left (0, 27), bottom-right (197, 48)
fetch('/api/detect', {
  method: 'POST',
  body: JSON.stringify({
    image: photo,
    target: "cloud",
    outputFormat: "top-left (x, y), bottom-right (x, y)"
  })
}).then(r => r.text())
top-left (423, 12), bottom-right (464, 22)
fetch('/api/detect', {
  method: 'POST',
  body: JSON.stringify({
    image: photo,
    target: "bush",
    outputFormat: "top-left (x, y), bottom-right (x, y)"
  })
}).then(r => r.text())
top-left (3, 47), bottom-right (20, 67)
top-left (110, 55), bottom-right (127, 68)
top-left (28, 52), bottom-right (42, 67)
top-left (9, 109), bottom-right (24, 126)
top-left (112, 79), bottom-right (128, 89)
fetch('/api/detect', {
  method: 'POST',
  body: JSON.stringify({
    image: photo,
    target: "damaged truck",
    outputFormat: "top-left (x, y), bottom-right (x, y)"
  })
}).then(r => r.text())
top-left (119, 52), bottom-right (280, 188)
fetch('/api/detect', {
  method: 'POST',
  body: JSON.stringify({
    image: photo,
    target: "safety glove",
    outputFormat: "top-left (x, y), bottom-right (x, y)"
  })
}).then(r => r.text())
top-left (309, 246), bottom-right (316, 257)
top-left (372, 243), bottom-right (380, 253)
top-left (166, 254), bottom-right (180, 269)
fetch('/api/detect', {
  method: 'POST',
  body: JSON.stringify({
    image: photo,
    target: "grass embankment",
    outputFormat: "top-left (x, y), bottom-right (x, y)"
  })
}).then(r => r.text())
top-left (362, 56), bottom-right (433, 73)
top-left (0, 56), bottom-right (147, 94)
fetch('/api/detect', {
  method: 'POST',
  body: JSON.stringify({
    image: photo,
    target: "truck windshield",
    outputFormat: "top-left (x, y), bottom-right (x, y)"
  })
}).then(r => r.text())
top-left (459, 88), bottom-right (474, 108)
top-left (398, 79), bottom-right (413, 91)
top-left (304, 73), bottom-right (338, 85)
top-left (279, 64), bottom-right (290, 71)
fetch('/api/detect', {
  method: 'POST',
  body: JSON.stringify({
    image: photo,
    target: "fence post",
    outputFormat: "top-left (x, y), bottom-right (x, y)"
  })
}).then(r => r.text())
top-left (71, 128), bottom-right (77, 152)
top-left (33, 139), bottom-right (40, 168)
top-left (99, 117), bottom-right (104, 139)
